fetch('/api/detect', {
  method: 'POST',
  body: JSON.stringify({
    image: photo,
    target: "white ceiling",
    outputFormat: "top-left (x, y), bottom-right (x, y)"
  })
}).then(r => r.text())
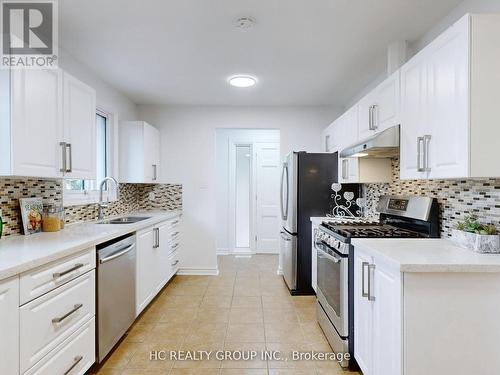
top-left (59, 0), bottom-right (462, 107)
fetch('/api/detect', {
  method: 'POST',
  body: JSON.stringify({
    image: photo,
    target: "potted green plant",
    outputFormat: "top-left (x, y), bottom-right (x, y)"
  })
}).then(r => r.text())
top-left (451, 215), bottom-right (499, 253)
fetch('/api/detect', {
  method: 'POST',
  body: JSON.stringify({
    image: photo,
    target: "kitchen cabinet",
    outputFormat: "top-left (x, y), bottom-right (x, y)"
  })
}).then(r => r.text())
top-left (323, 121), bottom-right (339, 153)
top-left (354, 246), bottom-right (401, 375)
top-left (400, 14), bottom-right (500, 180)
top-left (339, 157), bottom-right (392, 184)
top-left (0, 68), bottom-right (97, 179)
top-left (358, 71), bottom-right (400, 141)
top-left (0, 276), bottom-right (19, 375)
top-left (62, 72), bottom-right (97, 180)
top-left (136, 216), bottom-right (181, 316)
top-left (119, 121), bottom-right (161, 183)
top-left (311, 223), bottom-right (318, 292)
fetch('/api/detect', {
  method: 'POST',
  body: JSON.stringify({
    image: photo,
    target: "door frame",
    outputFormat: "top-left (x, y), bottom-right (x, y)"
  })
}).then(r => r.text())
top-left (228, 139), bottom-right (256, 254)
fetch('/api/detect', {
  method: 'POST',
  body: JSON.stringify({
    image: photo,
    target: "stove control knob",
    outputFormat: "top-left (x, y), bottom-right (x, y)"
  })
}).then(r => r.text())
top-left (329, 238), bottom-right (336, 247)
top-left (334, 240), bottom-right (341, 249)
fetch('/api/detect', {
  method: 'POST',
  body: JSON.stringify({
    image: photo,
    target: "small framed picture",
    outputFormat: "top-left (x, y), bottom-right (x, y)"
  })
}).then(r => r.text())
top-left (19, 198), bottom-right (43, 235)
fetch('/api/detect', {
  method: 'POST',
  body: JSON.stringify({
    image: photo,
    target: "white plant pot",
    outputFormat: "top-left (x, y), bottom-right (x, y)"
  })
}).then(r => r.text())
top-left (451, 229), bottom-right (500, 254)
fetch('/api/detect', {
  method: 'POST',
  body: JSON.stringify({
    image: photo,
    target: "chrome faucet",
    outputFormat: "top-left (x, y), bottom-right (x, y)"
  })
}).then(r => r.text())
top-left (98, 177), bottom-right (120, 220)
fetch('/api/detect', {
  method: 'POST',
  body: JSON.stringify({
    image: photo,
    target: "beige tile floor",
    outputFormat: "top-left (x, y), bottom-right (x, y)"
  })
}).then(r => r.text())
top-left (93, 255), bottom-right (361, 375)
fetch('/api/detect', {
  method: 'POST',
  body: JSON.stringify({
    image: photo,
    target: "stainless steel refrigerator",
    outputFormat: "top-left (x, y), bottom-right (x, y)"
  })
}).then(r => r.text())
top-left (280, 151), bottom-right (360, 295)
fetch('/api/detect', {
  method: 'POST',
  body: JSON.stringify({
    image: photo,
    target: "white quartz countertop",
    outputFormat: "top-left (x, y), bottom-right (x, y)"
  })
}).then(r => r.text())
top-left (0, 210), bottom-right (182, 281)
top-left (352, 238), bottom-right (500, 273)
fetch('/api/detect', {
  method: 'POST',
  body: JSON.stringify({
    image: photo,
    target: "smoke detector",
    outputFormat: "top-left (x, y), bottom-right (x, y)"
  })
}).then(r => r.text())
top-left (235, 16), bottom-right (256, 30)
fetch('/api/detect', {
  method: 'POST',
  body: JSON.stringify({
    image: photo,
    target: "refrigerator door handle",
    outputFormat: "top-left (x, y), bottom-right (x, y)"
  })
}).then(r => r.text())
top-left (280, 163), bottom-right (289, 221)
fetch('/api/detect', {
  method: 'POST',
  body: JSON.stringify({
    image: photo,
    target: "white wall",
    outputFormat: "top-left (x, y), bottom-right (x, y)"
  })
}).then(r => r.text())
top-left (59, 48), bottom-right (138, 121)
top-left (137, 105), bottom-right (340, 273)
top-left (215, 129), bottom-right (280, 254)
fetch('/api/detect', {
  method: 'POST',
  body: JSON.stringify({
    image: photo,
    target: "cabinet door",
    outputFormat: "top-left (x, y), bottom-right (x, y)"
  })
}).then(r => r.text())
top-left (155, 222), bottom-right (172, 292)
top-left (373, 71), bottom-right (400, 132)
top-left (358, 91), bottom-right (377, 141)
top-left (427, 18), bottom-right (469, 179)
top-left (354, 249), bottom-right (373, 375)
top-left (311, 225), bottom-right (318, 292)
top-left (143, 123), bottom-right (160, 183)
top-left (372, 264), bottom-right (402, 375)
top-left (11, 69), bottom-right (63, 178)
top-left (0, 276), bottom-right (19, 375)
top-left (338, 157), bottom-right (359, 183)
top-left (136, 229), bottom-right (155, 316)
top-left (400, 53), bottom-right (429, 180)
top-left (63, 72), bottom-right (97, 180)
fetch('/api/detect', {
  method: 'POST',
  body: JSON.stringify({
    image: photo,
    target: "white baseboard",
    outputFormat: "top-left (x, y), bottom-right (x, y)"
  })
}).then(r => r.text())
top-left (216, 248), bottom-right (229, 255)
top-left (177, 267), bottom-right (220, 276)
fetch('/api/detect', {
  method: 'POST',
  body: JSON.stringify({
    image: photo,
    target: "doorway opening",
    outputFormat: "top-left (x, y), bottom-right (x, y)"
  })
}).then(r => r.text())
top-left (215, 129), bottom-right (280, 255)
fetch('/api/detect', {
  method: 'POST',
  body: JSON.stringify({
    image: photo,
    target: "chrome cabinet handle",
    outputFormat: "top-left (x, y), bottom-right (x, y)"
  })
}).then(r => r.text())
top-left (171, 231), bottom-right (180, 238)
top-left (100, 244), bottom-right (135, 264)
top-left (171, 220), bottom-right (180, 226)
top-left (368, 264), bottom-right (376, 301)
top-left (171, 243), bottom-right (180, 249)
top-left (361, 262), bottom-right (369, 298)
top-left (371, 104), bottom-right (378, 130)
top-left (342, 159), bottom-right (348, 180)
top-left (63, 355), bottom-right (83, 375)
top-left (417, 136), bottom-right (425, 172)
top-left (153, 228), bottom-right (160, 248)
top-left (423, 134), bottom-right (431, 172)
top-left (171, 260), bottom-right (179, 266)
top-left (52, 303), bottom-right (83, 324)
top-left (152, 164), bottom-right (157, 181)
top-left (368, 106), bottom-right (373, 130)
top-left (53, 263), bottom-right (84, 279)
top-left (66, 143), bottom-right (73, 172)
top-left (60, 142), bottom-right (67, 172)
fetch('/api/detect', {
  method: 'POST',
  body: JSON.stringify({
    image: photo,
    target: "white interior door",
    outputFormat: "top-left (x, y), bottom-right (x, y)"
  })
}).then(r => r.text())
top-left (255, 142), bottom-right (280, 253)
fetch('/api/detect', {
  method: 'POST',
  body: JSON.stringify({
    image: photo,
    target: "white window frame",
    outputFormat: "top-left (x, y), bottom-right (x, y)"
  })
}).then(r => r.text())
top-left (63, 107), bottom-right (119, 206)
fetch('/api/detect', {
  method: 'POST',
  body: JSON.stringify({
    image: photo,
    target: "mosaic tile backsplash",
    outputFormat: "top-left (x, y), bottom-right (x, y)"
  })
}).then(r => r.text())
top-left (0, 178), bottom-right (182, 237)
top-left (364, 158), bottom-right (500, 237)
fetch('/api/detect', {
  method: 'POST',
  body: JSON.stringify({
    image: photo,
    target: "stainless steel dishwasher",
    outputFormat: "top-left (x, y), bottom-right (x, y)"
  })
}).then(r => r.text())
top-left (97, 233), bottom-right (136, 362)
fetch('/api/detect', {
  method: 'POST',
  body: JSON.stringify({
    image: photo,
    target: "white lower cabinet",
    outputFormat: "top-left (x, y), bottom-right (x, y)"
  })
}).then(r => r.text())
top-left (136, 216), bottom-right (182, 316)
top-left (24, 318), bottom-right (95, 375)
top-left (311, 223), bottom-right (318, 293)
top-left (0, 276), bottom-right (20, 375)
top-left (20, 270), bottom-right (95, 373)
top-left (354, 247), bottom-right (401, 375)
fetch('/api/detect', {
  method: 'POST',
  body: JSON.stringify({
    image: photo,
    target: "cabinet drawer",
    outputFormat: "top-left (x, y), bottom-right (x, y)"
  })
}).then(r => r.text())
top-left (24, 317), bottom-right (95, 375)
top-left (20, 247), bottom-right (95, 304)
top-left (168, 250), bottom-right (180, 274)
top-left (20, 270), bottom-right (95, 373)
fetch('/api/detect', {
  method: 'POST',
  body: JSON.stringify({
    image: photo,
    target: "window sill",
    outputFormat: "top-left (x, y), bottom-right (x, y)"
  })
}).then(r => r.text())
top-left (63, 190), bottom-right (117, 207)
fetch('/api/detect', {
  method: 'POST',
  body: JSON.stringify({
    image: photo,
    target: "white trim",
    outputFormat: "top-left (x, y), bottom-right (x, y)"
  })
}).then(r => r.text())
top-left (217, 248), bottom-right (230, 255)
top-left (177, 267), bottom-right (220, 276)
top-left (277, 267), bottom-right (283, 275)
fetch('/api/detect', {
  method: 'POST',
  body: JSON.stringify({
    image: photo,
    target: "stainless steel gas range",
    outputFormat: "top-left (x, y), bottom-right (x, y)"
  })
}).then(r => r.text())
top-left (314, 195), bottom-right (439, 369)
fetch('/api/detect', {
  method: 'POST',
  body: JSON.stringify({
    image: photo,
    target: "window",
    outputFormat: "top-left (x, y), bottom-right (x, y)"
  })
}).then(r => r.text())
top-left (64, 110), bottom-right (116, 205)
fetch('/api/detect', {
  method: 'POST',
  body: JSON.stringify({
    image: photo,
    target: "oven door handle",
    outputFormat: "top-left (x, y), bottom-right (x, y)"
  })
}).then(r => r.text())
top-left (317, 247), bottom-right (342, 263)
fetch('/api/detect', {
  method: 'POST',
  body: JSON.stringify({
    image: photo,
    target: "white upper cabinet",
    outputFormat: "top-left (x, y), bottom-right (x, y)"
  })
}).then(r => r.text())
top-left (63, 72), bottom-right (97, 180)
top-left (119, 121), bottom-right (161, 183)
top-left (358, 71), bottom-right (400, 141)
top-left (2, 69), bottom-right (64, 178)
top-left (0, 68), bottom-right (97, 179)
top-left (400, 14), bottom-right (500, 180)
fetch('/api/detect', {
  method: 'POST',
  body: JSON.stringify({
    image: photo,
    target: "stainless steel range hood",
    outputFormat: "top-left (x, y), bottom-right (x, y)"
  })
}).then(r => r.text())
top-left (340, 125), bottom-right (400, 158)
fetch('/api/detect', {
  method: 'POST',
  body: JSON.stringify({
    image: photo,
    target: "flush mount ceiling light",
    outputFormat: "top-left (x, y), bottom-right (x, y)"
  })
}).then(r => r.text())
top-left (235, 16), bottom-right (256, 30)
top-left (228, 75), bottom-right (257, 88)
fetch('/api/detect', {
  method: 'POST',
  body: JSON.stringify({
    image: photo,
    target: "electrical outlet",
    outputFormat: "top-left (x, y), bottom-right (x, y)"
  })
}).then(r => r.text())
top-left (148, 192), bottom-right (156, 201)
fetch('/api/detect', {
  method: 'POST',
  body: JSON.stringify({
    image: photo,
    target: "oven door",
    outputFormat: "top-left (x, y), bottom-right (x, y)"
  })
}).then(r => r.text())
top-left (315, 240), bottom-right (349, 337)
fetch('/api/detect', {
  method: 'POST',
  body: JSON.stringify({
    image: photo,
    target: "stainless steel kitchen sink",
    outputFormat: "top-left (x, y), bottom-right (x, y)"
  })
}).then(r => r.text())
top-left (98, 216), bottom-right (151, 224)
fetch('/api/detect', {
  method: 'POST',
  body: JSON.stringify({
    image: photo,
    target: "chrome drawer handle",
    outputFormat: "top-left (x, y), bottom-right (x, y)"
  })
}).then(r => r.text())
top-left (171, 243), bottom-right (180, 249)
top-left (171, 220), bottom-right (179, 225)
top-left (53, 263), bottom-right (84, 279)
top-left (52, 303), bottom-right (83, 324)
top-left (63, 355), bottom-right (83, 375)
top-left (171, 260), bottom-right (179, 266)
top-left (171, 231), bottom-right (180, 237)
